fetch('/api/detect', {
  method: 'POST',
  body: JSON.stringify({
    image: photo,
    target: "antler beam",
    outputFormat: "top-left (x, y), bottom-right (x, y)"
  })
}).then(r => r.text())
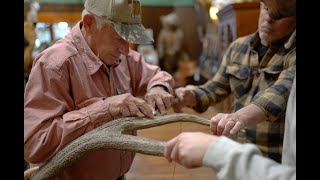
top-left (26, 113), bottom-right (210, 180)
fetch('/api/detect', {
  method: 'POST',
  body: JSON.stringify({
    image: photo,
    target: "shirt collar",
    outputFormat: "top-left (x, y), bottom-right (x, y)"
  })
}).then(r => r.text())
top-left (249, 31), bottom-right (296, 50)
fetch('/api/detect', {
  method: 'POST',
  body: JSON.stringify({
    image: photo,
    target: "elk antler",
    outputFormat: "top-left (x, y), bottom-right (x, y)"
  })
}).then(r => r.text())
top-left (25, 113), bottom-right (210, 180)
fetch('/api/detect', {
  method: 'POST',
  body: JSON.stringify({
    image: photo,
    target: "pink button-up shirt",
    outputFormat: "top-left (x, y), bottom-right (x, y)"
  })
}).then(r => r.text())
top-left (24, 21), bottom-right (174, 180)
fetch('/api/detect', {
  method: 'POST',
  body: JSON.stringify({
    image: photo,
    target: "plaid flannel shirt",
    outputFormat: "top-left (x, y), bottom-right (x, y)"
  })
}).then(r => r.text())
top-left (192, 32), bottom-right (296, 162)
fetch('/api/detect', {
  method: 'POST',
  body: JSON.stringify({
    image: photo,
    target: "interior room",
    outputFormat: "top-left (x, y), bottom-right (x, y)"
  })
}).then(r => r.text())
top-left (24, 0), bottom-right (295, 179)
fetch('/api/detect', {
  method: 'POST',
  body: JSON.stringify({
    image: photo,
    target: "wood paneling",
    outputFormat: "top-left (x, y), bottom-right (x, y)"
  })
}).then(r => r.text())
top-left (38, 12), bottom-right (81, 23)
top-left (217, 2), bottom-right (260, 40)
top-left (24, 3), bottom-right (83, 22)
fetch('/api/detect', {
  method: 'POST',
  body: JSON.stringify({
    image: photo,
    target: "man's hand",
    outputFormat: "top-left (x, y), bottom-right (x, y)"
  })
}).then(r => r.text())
top-left (210, 113), bottom-right (246, 136)
top-left (210, 104), bottom-right (267, 136)
top-left (172, 87), bottom-right (196, 113)
top-left (164, 132), bottom-right (218, 169)
top-left (106, 93), bottom-right (154, 119)
top-left (144, 86), bottom-right (175, 115)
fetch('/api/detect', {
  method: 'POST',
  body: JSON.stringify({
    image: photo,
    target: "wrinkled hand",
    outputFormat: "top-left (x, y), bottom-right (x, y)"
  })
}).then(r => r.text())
top-left (144, 86), bottom-right (175, 115)
top-left (164, 132), bottom-right (218, 169)
top-left (172, 87), bottom-right (196, 113)
top-left (210, 113), bottom-right (246, 136)
top-left (106, 93), bottom-right (154, 119)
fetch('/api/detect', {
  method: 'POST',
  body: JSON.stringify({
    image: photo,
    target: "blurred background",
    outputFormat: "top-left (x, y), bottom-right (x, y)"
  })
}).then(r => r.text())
top-left (24, 0), bottom-right (260, 179)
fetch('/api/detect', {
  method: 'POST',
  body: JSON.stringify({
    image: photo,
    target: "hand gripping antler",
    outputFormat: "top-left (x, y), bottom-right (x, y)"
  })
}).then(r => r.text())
top-left (25, 113), bottom-right (210, 180)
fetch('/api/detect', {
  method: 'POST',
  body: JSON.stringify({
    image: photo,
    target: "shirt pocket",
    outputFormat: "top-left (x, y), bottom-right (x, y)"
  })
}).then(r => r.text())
top-left (226, 64), bottom-right (251, 98)
top-left (259, 68), bottom-right (282, 83)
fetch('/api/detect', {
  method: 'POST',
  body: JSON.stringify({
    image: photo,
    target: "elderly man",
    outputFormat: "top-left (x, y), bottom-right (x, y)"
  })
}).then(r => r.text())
top-left (24, 0), bottom-right (175, 179)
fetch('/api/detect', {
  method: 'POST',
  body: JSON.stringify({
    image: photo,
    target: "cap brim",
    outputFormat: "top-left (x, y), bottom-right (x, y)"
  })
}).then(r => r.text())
top-left (111, 22), bottom-right (154, 44)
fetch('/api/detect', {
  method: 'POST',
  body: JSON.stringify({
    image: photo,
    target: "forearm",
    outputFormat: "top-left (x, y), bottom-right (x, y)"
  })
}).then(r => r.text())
top-left (203, 136), bottom-right (296, 180)
top-left (192, 80), bottom-right (231, 113)
top-left (192, 54), bottom-right (232, 112)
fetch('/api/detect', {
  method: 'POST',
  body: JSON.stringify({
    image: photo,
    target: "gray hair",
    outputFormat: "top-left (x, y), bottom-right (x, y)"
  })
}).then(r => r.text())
top-left (81, 9), bottom-right (108, 29)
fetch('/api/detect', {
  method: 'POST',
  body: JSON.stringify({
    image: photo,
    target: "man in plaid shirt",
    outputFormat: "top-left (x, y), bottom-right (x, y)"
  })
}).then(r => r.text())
top-left (173, 1), bottom-right (296, 163)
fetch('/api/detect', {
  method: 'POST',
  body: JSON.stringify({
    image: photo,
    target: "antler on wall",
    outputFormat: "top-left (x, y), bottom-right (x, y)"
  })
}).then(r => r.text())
top-left (25, 113), bottom-right (210, 180)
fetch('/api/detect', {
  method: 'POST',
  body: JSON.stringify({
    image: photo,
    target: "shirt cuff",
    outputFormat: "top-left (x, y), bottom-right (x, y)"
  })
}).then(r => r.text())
top-left (203, 136), bottom-right (242, 168)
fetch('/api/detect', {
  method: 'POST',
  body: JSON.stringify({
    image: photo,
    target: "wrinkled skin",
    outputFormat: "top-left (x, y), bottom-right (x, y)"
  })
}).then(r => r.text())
top-left (144, 86), bottom-right (175, 115)
top-left (172, 87), bottom-right (196, 113)
top-left (82, 14), bottom-right (175, 118)
top-left (107, 93), bottom-right (154, 119)
top-left (107, 87), bottom-right (175, 119)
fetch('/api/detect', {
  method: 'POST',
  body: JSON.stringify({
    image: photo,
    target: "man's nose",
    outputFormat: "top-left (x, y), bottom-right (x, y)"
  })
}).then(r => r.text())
top-left (265, 14), bottom-right (275, 23)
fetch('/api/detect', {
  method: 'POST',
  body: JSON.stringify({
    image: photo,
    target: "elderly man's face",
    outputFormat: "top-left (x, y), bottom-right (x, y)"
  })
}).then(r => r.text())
top-left (93, 20), bottom-right (129, 65)
top-left (260, 0), bottom-right (296, 19)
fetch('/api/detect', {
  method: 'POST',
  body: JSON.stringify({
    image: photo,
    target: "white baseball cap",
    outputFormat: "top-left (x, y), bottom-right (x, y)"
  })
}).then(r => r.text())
top-left (84, 0), bottom-right (154, 44)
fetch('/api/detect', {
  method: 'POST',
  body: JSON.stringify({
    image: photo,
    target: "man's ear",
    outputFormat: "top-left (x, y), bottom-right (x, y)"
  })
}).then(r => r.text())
top-left (83, 14), bottom-right (95, 30)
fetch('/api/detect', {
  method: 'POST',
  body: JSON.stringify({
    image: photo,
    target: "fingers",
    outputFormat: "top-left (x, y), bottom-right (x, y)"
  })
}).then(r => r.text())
top-left (109, 105), bottom-right (121, 119)
top-left (155, 98), bottom-right (166, 115)
top-left (170, 141), bottom-right (180, 163)
top-left (106, 93), bottom-right (156, 119)
top-left (145, 89), bottom-right (175, 115)
top-left (172, 103), bottom-right (183, 113)
top-left (135, 99), bottom-right (154, 119)
top-left (163, 94), bottom-right (174, 110)
top-left (221, 120), bottom-right (236, 136)
top-left (157, 94), bottom-right (175, 115)
top-left (210, 113), bottom-right (222, 135)
top-left (164, 136), bottom-right (179, 162)
top-left (230, 123), bottom-right (244, 135)
top-left (174, 88), bottom-right (185, 104)
top-left (172, 93), bottom-right (183, 113)
top-left (120, 105), bottom-right (131, 117)
top-left (172, 89), bottom-right (185, 113)
top-left (145, 98), bottom-right (156, 115)
top-left (174, 88), bottom-right (184, 98)
top-left (174, 87), bottom-right (196, 108)
top-left (210, 113), bottom-right (245, 136)
top-left (216, 118), bottom-right (229, 136)
top-left (127, 103), bottom-right (141, 117)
